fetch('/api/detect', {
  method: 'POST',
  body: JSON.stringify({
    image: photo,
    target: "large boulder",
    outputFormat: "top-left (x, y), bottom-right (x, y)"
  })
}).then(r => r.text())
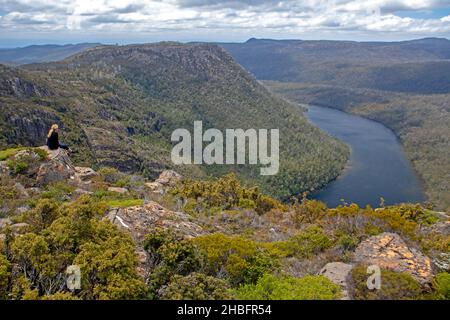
top-left (319, 262), bottom-right (353, 300)
top-left (36, 148), bottom-right (75, 186)
top-left (352, 233), bottom-right (433, 285)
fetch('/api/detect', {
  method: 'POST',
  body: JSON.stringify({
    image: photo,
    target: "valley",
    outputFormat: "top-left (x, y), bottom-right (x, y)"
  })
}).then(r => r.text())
top-left (221, 38), bottom-right (450, 210)
top-left (305, 105), bottom-right (425, 208)
top-left (0, 43), bottom-right (348, 200)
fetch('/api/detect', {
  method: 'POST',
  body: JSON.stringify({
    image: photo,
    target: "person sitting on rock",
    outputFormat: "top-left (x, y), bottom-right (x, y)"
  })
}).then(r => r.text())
top-left (46, 124), bottom-right (71, 152)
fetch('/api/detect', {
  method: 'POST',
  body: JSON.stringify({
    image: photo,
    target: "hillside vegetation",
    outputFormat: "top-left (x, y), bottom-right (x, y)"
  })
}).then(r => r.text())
top-left (0, 42), bottom-right (348, 199)
top-left (221, 38), bottom-right (450, 210)
top-left (0, 150), bottom-right (448, 300)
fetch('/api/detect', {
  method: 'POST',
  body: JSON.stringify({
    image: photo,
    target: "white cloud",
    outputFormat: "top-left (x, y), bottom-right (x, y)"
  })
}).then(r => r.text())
top-left (0, 0), bottom-right (449, 41)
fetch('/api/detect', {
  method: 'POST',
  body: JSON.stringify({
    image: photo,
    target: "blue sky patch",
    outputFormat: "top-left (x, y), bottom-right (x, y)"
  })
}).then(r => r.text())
top-left (395, 7), bottom-right (450, 19)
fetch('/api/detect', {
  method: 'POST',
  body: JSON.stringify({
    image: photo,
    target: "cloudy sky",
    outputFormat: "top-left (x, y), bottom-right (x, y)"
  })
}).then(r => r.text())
top-left (0, 0), bottom-right (449, 47)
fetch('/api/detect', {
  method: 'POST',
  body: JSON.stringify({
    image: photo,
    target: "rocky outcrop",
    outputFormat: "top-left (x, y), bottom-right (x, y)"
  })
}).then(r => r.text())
top-left (155, 170), bottom-right (182, 186)
top-left (145, 170), bottom-right (182, 194)
top-left (0, 218), bottom-right (12, 229)
top-left (105, 201), bottom-right (204, 276)
top-left (107, 187), bottom-right (128, 194)
top-left (433, 253), bottom-right (450, 272)
top-left (352, 233), bottom-right (433, 285)
top-left (106, 201), bottom-right (203, 241)
top-left (36, 149), bottom-right (75, 186)
top-left (0, 76), bottom-right (50, 98)
top-left (74, 166), bottom-right (98, 181)
top-left (319, 262), bottom-right (353, 300)
top-left (83, 126), bottom-right (141, 172)
top-left (5, 110), bottom-right (61, 147)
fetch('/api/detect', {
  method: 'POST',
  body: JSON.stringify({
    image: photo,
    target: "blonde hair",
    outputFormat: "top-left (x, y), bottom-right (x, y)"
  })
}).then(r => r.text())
top-left (47, 124), bottom-right (59, 138)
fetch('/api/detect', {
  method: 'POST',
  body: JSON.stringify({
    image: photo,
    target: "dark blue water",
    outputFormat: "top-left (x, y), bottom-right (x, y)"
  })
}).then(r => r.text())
top-left (306, 105), bottom-right (426, 208)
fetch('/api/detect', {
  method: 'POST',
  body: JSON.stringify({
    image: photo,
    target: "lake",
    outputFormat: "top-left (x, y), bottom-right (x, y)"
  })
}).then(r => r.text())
top-left (305, 105), bottom-right (426, 208)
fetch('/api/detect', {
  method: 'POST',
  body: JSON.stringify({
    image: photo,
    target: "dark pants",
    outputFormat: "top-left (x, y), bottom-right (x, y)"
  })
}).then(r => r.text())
top-left (59, 143), bottom-right (69, 150)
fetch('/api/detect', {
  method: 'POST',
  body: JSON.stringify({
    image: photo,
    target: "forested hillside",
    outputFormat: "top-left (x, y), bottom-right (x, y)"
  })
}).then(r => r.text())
top-left (0, 43), bottom-right (348, 199)
top-left (221, 38), bottom-right (450, 210)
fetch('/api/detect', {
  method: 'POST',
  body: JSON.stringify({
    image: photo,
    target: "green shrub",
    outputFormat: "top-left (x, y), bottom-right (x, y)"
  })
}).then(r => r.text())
top-left (32, 148), bottom-right (48, 161)
top-left (433, 272), bottom-right (450, 300)
top-left (91, 189), bottom-right (144, 209)
top-left (23, 198), bottom-right (61, 231)
top-left (0, 254), bottom-right (11, 299)
top-left (172, 173), bottom-right (285, 215)
top-left (7, 159), bottom-right (28, 175)
top-left (41, 182), bottom-right (76, 202)
top-left (194, 233), bottom-right (278, 286)
top-left (97, 167), bottom-right (122, 184)
top-left (349, 265), bottom-right (423, 300)
top-left (41, 292), bottom-right (81, 300)
top-left (234, 274), bottom-right (340, 300)
top-left (104, 199), bottom-right (144, 208)
top-left (337, 233), bottom-right (359, 251)
top-left (0, 148), bottom-right (24, 161)
top-left (161, 273), bottom-right (233, 300)
top-left (276, 225), bottom-right (332, 259)
top-left (255, 195), bottom-right (286, 215)
top-left (143, 229), bottom-right (204, 299)
top-left (327, 204), bottom-right (419, 241)
top-left (292, 198), bottom-right (327, 226)
top-left (394, 204), bottom-right (440, 226)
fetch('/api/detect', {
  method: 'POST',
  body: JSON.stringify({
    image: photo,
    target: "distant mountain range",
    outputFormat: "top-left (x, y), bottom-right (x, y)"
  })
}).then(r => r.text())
top-left (220, 37), bottom-right (450, 94)
top-left (0, 43), bottom-right (100, 65)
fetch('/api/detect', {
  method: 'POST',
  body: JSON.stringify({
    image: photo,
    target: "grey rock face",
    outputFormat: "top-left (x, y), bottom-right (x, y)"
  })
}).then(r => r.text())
top-left (319, 262), bottom-right (354, 300)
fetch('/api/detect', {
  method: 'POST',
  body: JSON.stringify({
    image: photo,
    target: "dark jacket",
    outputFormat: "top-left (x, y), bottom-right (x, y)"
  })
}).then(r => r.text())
top-left (47, 132), bottom-right (60, 150)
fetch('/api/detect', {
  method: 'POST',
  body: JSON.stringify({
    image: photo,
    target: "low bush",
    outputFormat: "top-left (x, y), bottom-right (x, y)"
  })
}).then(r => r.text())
top-left (433, 272), bottom-right (450, 300)
top-left (104, 199), bottom-right (144, 208)
top-left (0, 148), bottom-right (24, 161)
top-left (234, 273), bottom-right (341, 300)
top-left (161, 273), bottom-right (233, 300)
top-left (194, 233), bottom-right (278, 286)
top-left (7, 159), bottom-right (28, 175)
top-left (276, 225), bottom-right (332, 259)
top-left (172, 173), bottom-right (285, 215)
top-left (97, 167), bottom-right (123, 185)
top-left (349, 265), bottom-right (423, 300)
top-left (0, 254), bottom-right (10, 299)
top-left (143, 229), bottom-right (204, 299)
top-left (41, 182), bottom-right (76, 202)
top-left (291, 198), bottom-right (327, 226)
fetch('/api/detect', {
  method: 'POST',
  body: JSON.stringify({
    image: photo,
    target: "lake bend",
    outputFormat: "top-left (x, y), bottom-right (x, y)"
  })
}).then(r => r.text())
top-left (305, 105), bottom-right (426, 208)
